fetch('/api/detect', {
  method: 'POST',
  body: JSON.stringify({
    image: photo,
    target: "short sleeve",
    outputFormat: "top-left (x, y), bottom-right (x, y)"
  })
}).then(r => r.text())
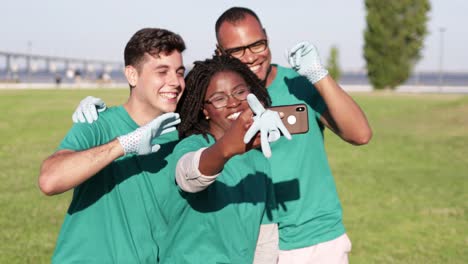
top-left (58, 123), bottom-right (100, 152)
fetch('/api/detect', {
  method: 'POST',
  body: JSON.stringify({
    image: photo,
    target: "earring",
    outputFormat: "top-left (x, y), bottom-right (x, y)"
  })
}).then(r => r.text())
top-left (205, 116), bottom-right (210, 120)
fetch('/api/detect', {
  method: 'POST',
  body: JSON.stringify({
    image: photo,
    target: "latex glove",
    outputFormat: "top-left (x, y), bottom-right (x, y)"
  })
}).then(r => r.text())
top-left (244, 94), bottom-right (292, 158)
top-left (72, 96), bottom-right (107, 124)
top-left (117, 113), bottom-right (180, 155)
top-left (287, 41), bottom-right (328, 84)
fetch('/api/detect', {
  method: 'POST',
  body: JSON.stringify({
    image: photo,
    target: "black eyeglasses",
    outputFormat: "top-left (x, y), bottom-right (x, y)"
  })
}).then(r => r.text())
top-left (222, 39), bottom-right (268, 58)
top-left (204, 87), bottom-right (250, 109)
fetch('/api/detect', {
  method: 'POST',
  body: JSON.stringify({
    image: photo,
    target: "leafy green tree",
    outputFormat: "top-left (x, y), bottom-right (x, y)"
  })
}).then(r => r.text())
top-left (364, 0), bottom-right (430, 89)
top-left (327, 46), bottom-right (341, 82)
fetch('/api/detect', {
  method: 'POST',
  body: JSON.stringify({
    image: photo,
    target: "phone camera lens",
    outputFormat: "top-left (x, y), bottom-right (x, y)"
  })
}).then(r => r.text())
top-left (296, 107), bottom-right (305, 112)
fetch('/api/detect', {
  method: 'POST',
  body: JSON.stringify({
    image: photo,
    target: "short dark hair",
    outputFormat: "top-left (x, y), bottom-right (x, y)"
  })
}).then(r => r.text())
top-left (177, 54), bottom-right (271, 140)
top-left (124, 28), bottom-right (185, 70)
top-left (215, 7), bottom-right (263, 42)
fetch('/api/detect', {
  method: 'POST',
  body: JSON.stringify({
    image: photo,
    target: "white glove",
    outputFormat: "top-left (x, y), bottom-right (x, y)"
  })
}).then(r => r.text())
top-left (287, 41), bottom-right (328, 84)
top-left (243, 94), bottom-right (292, 158)
top-left (117, 113), bottom-right (180, 155)
top-left (72, 96), bottom-right (107, 124)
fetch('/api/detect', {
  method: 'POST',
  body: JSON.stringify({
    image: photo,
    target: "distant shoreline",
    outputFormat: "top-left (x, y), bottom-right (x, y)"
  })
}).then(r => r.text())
top-left (2, 71), bottom-right (468, 87)
top-left (0, 82), bottom-right (128, 89)
top-left (1, 83), bottom-right (468, 94)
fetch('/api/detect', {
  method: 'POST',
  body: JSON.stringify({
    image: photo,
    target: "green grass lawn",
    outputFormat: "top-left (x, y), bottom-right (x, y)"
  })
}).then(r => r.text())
top-left (0, 89), bottom-right (466, 263)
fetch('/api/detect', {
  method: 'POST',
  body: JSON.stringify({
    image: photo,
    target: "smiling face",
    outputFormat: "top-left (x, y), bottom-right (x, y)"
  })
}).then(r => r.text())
top-left (125, 51), bottom-right (185, 118)
top-left (217, 14), bottom-right (272, 84)
top-left (202, 70), bottom-right (250, 139)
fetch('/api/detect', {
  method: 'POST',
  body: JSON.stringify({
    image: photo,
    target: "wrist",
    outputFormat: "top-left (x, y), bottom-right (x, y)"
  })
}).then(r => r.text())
top-left (215, 137), bottom-right (236, 161)
top-left (303, 65), bottom-right (329, 84)
top-left (312, 75), bottom-right (336, 94)
top-left (109, 139), bottom-right (126, 158)
top-left (117, 134), bottom-right (135, 155)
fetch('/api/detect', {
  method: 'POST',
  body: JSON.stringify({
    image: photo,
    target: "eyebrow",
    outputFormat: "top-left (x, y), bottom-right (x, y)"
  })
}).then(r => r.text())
top-left (207, 84), bottom-right (249, 96)
top-left (224, 39), bottom-right (265, 51)
top-left (153, 65), bottom-right (186, 72)
top-left (153, 65), bottom-right (169, 70)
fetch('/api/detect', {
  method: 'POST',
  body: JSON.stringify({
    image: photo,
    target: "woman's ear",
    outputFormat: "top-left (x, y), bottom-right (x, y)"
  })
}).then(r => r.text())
top-left (202, 108), bottom-right (210, 120)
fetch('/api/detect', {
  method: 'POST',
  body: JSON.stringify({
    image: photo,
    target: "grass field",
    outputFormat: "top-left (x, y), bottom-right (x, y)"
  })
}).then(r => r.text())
top-left (0, 88), bottom-right (466, 263)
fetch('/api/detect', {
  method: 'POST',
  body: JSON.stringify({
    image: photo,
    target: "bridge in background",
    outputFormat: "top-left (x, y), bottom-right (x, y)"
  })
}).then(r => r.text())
top-left (1, 50), bottom-right (467, 87)
top-left (0, 51), bottom-right (124, 83)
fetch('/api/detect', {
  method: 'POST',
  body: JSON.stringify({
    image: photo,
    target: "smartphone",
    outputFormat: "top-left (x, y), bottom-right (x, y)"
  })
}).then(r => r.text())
top-left (268, 104), bottom-right (309, 134)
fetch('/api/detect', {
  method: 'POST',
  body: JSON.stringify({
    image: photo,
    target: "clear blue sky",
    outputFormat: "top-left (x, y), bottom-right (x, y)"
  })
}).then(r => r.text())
top-left (2, 0), bottom-right (467, 72)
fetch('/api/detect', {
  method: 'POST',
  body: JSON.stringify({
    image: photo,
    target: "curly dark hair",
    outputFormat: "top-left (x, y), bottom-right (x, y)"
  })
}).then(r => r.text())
top-left (177, 55), bottom-right (271, 140)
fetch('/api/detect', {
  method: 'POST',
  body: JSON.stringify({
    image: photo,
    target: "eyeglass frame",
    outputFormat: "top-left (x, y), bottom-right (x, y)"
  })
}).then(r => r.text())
top-left (218, 39), bottom-right (268, 58)
top-left (204, 86), bottom-right (251, 109)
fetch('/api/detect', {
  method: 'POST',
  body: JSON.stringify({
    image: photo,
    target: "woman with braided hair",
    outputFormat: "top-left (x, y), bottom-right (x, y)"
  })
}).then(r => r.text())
top-left (176, 54), bottom-right (270, 139)
top-left (158, 54), bottom-right (279, 264)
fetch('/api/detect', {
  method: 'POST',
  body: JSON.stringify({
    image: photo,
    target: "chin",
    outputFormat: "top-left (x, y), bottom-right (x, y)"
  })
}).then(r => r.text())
top-left (258, 72), bottom-right (267, 82)
top-left (160, 105), bottom-right (177, 114)
top-left (257, 65), bottom-right (269, 81)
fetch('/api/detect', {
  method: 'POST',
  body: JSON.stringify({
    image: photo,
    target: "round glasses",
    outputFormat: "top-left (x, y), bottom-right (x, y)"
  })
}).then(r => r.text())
top-left (223, 39), bottom-right (268, 58)
top-left (204, 87), bottom-right (250, 109)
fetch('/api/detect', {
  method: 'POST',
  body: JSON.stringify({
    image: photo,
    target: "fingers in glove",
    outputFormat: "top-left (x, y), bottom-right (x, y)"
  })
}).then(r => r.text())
top-left (90, 97), bottom-right (106, 110)
top-left (293, 50), bottom-right (302, 67)
top-left (145, 113), bottom-right (181, 138)
top-left (246, 94), bottom-right (266, 115)
top-left (75, 107), bottom-right (86, 123)
top-left (83, 106), bottom-right (97, 124)
top-left (159, 126), bottom-right (177, 136)
top-left (244, 120), bottom-right (261, 144)
top-left (289, 41), bottom-right (308, 56)
top-left (275, 118), bottom-right (292, 140)
top-left (151, 144), bottom-right (161, 153)
top-left (160, 117), bottom-right (181, 129)
top-left (288, 50), bottom-right (298, 68)
top-left (156, 118), bottom-right (181, 137)
top-left (97, 103), bottom-right (107, 112)
top-left (301, 43), bottom-right (314, 56)
top-left (72, 112), bottom-right (78, 123)
top-left (260, 127), bottom-right (272, 158)
top-left (267, 129), bottom-right (281, 142)
top-left (156, 113), bottom-right (180, 126)
top-left (146, 113), bottom-right (179, 130)
top-left (288, 50), bottom-right (302, 70)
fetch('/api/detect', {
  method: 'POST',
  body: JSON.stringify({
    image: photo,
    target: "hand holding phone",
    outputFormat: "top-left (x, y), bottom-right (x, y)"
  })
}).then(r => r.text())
top-left (244, 94), bottom-right (292, 158)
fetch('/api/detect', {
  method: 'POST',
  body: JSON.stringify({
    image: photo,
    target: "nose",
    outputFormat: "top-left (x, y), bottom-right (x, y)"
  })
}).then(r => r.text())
top-left (167, 71), bottom-right (182, 87)
top-left (226, 95), bottom-right (242, 108)
top-left (241, 49), bottom-right (257, 64)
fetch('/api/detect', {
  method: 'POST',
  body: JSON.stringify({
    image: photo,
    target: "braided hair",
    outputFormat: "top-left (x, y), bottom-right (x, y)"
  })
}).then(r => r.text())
top-left (177, 54), bottom-right (271, 140)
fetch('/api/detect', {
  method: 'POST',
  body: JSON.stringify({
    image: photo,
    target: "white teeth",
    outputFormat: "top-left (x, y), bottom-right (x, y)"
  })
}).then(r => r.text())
top-left (227, 112), bottom-right (241, 120)
top-left (160, 92), bottom-right (177, 99)
top-left (249, 65), bottom-right (260, 73)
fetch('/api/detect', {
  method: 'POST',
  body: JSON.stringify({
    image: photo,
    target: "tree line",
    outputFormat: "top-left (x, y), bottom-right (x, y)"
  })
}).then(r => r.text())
top-left (327, 0), bottom-right (431, 90)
